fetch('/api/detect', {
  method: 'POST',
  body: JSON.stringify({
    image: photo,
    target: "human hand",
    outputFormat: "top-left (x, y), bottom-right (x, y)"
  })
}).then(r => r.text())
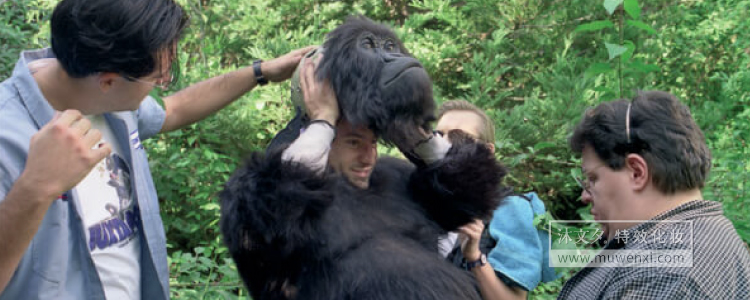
top-left (299, 53), bottom-right (339, 125)
top-left (458, 219), bottom-right (485, 262)
top-left (261, 46), bottom-right (317, 83)
top-left (18, 110), bottom-right (112, 202)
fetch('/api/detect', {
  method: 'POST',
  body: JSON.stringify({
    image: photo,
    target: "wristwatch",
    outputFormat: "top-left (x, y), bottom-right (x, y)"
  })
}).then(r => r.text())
top-left (464, 253), bottom-right (487, 271)
top-left (253, 59), bottom-right (268, 86)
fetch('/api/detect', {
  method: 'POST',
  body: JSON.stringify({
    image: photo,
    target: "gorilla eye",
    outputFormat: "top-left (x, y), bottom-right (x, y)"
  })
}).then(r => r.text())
top-left (362, 38), bottom-right (375, 49)
top-left (383, 40), bottom-right (397, 52)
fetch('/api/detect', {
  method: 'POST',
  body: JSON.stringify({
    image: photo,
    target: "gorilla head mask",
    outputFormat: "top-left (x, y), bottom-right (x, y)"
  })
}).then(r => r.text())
top-left (291, 15), bottom-right (435, 148)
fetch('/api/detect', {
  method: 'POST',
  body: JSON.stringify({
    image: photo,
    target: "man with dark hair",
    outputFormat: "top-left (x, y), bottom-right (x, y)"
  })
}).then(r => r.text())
top-left (437, 100), bottom-right (559, 300)
top-left (558, 91), bottom-right (750, 299)
top-left (0, 0), bottom-right (312, 299)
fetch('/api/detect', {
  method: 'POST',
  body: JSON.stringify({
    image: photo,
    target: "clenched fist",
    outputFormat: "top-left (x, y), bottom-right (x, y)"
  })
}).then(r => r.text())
top-left (19, 110), bottom-right (112, 202)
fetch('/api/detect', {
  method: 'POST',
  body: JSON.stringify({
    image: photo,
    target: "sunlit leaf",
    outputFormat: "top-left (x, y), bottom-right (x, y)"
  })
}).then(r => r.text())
top-left (605, 42), bottom-right (628, 60)
top-left (603, 0), bottom-right (624, 15)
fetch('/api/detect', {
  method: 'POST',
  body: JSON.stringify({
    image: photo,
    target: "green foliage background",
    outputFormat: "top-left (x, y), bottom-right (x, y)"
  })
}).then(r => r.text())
top-left (2, 0), bottom-right (748, 298)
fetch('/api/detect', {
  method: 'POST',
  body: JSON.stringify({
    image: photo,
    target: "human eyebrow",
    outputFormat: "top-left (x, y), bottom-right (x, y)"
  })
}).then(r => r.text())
top-left (343, 132), bottom-right (366, 139)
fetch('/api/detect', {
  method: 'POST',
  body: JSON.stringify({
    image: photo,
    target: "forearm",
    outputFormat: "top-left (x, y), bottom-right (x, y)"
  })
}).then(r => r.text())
top-left (160, 66), bottom-right (257, 132)
top-left (0, 178), bottom-right (56, 292)
top-left (281, 122), bottom-right (335, 173)
top-left (473, 265), bottom-right (528, 300)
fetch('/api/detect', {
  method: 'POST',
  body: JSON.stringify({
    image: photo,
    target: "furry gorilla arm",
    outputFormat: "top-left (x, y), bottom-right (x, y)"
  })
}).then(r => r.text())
top-left (220, 133), bottom-right (505, 300)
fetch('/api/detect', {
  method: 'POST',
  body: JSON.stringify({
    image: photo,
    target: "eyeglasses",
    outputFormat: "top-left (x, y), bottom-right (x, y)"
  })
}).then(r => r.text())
top-left (122, 72), bottom-right (175, 90)
top-left (574, 164), bottom-right (606, 195)
top-left (122, 55), bottom-right (180, 90)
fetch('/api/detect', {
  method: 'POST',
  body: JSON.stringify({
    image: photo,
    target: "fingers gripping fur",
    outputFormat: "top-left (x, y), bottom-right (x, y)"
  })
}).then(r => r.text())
top-left (409, 130), bottom-right (509, 231)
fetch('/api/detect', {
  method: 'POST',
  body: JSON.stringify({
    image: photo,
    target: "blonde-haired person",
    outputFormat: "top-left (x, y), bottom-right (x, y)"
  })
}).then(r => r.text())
top-left (437, 100), bottom-right (559, 299)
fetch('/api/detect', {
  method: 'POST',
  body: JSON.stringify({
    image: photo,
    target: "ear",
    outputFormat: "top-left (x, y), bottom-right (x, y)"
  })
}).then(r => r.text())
top-left (97, 72), bottom-right (120, 93)
top-left (625, 153), bottom-right (649, 191)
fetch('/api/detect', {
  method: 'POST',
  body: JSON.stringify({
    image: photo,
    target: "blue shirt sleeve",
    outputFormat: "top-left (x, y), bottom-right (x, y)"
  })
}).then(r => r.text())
top-left (136, 95), bottom-right (166, 141)
top-left (0, 159), bottom-right (12, 200)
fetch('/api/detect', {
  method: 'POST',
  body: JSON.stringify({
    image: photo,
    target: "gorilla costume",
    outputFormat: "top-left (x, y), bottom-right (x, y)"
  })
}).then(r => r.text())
top-left (220, 16), bottom-right (509, 300)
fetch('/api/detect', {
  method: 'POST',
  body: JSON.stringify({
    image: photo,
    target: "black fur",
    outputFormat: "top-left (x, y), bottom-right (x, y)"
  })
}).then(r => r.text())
top-left (220, 16), bottom-right (508, 300)
top-left (221, 141), bottom-right (505, 299)
top-left (409, 130), bottom-right (512, 230)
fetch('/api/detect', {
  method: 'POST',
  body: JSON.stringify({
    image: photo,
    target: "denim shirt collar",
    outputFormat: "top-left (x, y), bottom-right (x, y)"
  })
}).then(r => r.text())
top-left (13, 49), bottom-right (56, 130)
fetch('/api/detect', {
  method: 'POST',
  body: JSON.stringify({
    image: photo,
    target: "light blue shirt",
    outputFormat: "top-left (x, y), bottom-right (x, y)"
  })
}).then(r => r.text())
top-left (0, 49), bottom-right (170, 300)
top-left (487, 192), bottom-right (560, 291)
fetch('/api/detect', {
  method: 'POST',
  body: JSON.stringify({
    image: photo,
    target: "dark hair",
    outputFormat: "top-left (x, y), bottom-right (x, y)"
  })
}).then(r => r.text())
top-left (569, 90), bottom-right (711, 194)
top-left (50, 0), bottom-right (189, 79)
top-left (437, 100), bottom-right (495, 144)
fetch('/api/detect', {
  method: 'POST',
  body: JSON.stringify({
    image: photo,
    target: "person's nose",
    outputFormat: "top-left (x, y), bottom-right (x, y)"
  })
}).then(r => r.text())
top-left (359, 145), bottom-right (377, 165)
top-left (581, 189), bottom-right (593, 205)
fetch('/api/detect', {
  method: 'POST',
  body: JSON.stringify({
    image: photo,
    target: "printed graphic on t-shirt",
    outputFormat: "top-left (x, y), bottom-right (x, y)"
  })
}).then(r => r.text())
top-left (75, 114), bottom-right (141, 300)
top-left (84, 154), bottom-right (140, 251)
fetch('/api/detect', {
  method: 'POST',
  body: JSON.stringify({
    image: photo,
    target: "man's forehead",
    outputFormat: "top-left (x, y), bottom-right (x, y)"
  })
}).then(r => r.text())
top-left (580, 145), bottom-right (602, 170)
top-left (437, 111), bottom-right (483, 138)
top-left (336, 121), bottom-right (376, 139)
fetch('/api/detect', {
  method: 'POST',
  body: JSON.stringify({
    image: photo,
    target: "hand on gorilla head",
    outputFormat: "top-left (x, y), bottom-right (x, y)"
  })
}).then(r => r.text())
top-left (298, 53), bottom-right (339, 125)
top-left (259, 45), bottom-right (317, 83)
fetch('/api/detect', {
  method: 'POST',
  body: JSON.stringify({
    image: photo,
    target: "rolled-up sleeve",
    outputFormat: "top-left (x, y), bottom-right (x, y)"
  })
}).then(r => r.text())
top-left (136, 96), bottom-right (167, 140)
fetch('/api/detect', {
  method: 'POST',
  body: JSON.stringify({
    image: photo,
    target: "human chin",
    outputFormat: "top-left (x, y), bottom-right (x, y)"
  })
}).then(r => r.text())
top-left (346, 171), bottom-right (370, 189)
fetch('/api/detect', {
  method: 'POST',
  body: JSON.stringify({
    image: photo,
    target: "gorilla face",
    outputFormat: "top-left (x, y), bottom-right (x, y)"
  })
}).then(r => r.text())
top-left (315, 16), bottom-right (435, 148)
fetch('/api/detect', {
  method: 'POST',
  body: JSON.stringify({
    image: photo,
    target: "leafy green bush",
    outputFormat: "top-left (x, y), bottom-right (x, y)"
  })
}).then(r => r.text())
top-left (3, 0), bottom-right (748, 298)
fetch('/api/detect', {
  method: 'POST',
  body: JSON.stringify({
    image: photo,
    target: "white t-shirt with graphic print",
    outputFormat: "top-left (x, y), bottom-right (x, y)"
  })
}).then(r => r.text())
top-left (75, 115), bottom-right (141, 300)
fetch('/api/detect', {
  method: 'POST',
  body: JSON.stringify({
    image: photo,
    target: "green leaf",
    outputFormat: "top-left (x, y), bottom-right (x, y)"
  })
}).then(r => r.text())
top-left (605, 42), bottom-right (628, 60)
top-left (603, 0), bottom-right (624, 15)
top-left (573, 20), bottom-right (615, 32)
top-left (574, 20), bottom-right (614, 33)
top-left (623, 0), bottom-right (641, 19)
top-left (622, 40), bottom-right (635, 62)
top-left (534, 142), bottom-right (556, 151)
top-left (148, 89), bottom-right (164, 107)
top-left (585, 63), bottom-right (613, 77)
top-left (626, 20), bottom-right (657, 34)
